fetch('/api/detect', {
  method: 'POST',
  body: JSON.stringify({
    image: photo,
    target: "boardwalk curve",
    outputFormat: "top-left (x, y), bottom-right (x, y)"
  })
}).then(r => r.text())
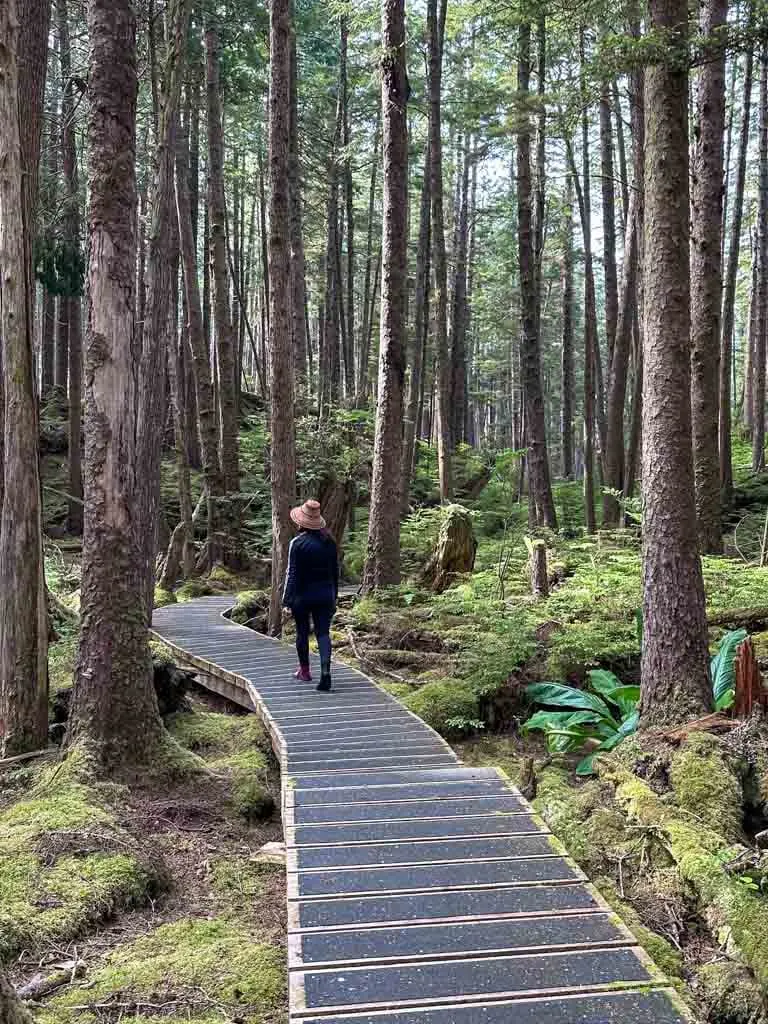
top-left (152, 596), bottom-right (690, 1023)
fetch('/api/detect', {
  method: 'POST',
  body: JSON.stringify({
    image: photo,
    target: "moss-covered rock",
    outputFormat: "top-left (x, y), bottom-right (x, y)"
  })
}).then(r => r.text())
top-left (176, 579), bottom-right (216, 602)
top-left (167, 711), bottom-right (271, 758)
top-left (0, 754), bottom-right (156, 963)
top-left (404, 679), bottom-right (480, 736)
top-left (695, 960), bottom-right (768, 1024)
top-left (669, 732), bottom-right (745, 843)
top-left (227, 590), bottom-right (269, 632)
top-left (153, 587), bottom-right (177, 608)
top-left (212, 750), bottom-right (275, 822)
top-left (44, 918), bottom-right (285, 1023)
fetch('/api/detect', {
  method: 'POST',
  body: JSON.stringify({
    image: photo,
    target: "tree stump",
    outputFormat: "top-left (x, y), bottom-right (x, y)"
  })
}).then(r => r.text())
top-left (528, 539), bottom-right (549, 599)
top-left (422, 505), bottom-right (477, 593)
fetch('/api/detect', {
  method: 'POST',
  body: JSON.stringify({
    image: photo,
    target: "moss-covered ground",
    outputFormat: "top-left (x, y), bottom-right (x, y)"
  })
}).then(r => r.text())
top-left (3, 657), bottom-right (286, 1024)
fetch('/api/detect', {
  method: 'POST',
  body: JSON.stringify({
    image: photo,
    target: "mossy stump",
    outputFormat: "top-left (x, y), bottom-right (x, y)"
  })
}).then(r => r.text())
top-left (422, 505), bottom-right (477, 593)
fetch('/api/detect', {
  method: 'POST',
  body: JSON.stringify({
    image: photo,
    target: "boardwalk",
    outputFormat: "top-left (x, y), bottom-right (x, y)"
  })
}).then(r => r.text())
top-left (153, 597), bottom-right (689, 1023)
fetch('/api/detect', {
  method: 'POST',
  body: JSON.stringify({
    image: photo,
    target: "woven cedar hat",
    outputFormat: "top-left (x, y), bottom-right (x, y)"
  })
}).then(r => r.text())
top-left (290, 499), bottom-right (326, 530)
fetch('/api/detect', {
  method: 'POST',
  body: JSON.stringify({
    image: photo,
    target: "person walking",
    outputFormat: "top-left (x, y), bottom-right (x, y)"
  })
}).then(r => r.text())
top-left (282, 499), bottom-right (339, 692)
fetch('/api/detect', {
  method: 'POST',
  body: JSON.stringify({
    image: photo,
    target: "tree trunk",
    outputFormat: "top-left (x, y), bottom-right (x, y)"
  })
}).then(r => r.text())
top-left (428, 0), bottom-right (452, 501)
top-left (721, 35), bottom-right (753, 501)
top-left (612, 79), bottom-right (630, 228)
top-left (57, 0), bottom-right (84, 535)
top-left (600, 80), bottom-right (619, 372)
top-left (518, 22), bottom-right (557, 531)
top-left (363, 0), bottom-right (408, 591)
top-left (604, 190), bottom-right (640, 525)
top-left (561, 170), bottom-right (574, 480)
top-left (267, 0), bottom-right (297, 635)
top-left (41, 290), bottom-right (55, 397)
top-left (341, 14), bottom-right (355, 399)
top-left (0, 0), bottom-right (48, 758)
top-left (69, 0), bottom-right (163, 768)
top-left (357, 111), bottom-right (381, 404)
top-left (690, 0), bottom-right (727, 552)
top-left (753, 50), bottom-right (768, 474)
top-left (176, 97), bottom-right (225, 551)
top-left (640, 0), bottom-right (711, 727)
top-left (450, 133), bottom-right (470, 447)
top-left (137, 0), bottom-right (190, 615)
top-left (401, 142), bottom-right (431, 515)
top-left (54, 295), bottom-right (68, 391)
top-left (288, 12), bottom-right (309, 388)
top-left (206, 25), bottom-right (240, 493)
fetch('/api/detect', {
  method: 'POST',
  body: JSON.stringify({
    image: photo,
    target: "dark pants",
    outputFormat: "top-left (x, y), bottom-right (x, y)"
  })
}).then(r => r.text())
top-left (293, 601), bottom-right (334, 671)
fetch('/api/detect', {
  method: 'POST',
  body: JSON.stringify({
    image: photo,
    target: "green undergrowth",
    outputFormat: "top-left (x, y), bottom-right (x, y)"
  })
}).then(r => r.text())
top-left (38, 918), bottom-right (285, 1024)
top-left (0, 750), bottom-right (155, 963)
top-left (345, 496), bottom-right (768, 738)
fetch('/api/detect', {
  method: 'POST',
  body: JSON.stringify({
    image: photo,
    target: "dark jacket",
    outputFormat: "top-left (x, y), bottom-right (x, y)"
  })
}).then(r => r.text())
top-left (282, 529), bottom-right (339, 609)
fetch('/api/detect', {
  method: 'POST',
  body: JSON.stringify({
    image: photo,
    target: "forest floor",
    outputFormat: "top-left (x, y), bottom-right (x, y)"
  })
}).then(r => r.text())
top-left (1, 671), bottom-right (287, 1024)
top-left (8, 412), bottom-right (768, 1023)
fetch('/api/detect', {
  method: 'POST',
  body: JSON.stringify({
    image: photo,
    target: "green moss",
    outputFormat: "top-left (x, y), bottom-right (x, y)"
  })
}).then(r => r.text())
top-left (669, 733), bottom-right (745, 843)
top-left (212, 750), bottom-right (275, 822)
top-left (47, 918), bottom-right (285, 1022)
top-left (228, 590), bottom-right (269, 627)
top-left (210, 856), bottom-right (282, 912)
top-left (599, 883), bottom-right (684, 979)
top-left (153, 587), bottom-right (177, 608)
top-left (695, 961), bottom-right (767, 1024)
top-left (0, 753), bottom-right (153, 963)
top-left (176, 579), bottom-right (216, 602)
top-left (167, 711), bottom-right (271, 758)
top-left (404, 679), bottom-right (480, 736)
top-left (605, 763), bottom-right (768, 992)
top-left (533, 767), bottom-right (623, 871)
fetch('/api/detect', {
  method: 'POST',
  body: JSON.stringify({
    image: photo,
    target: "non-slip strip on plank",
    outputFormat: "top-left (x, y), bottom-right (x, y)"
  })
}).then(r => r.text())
top-left (151, 598), bottom-right (689, 1024)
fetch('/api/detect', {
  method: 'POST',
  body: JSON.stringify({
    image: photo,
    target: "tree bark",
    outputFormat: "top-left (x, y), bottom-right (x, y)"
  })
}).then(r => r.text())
top-left (176, 99), bottom-right (225, 550)
top-left (401, 142), bottom-right (431, 515)
top-left (450, 133), bottom-right (470, 447)
top-left (137, 0), bottom-right (190, 615)
top-left (341, 14), bottom-right (355, 399)
top-left (753, 50), bottom-right (768, 474)
top-left (721, 36), bottom-right (753, 501)
top-left (69, 0), bottom-right (163, 768)
top-left (518, 22), bottom-right (557, 531)
top-left (363, 0), bottom-right (408, 590)
top-left (600, 80), bottom-right (619, 372)
top-left (206, 25), bottom-right (240, 493)
top-left (561, 170), bottom-right (574, 480)
top-left (54, 295), bottom-right (69, 391)
top-left (604, 190), bottom-right (640, 525)
top-left (267, 0), bottom-right (297, 635)
top-left (41, 289), bottom-right (55, 398)
top-left (288, 11), bottom-right (309, 388)
top-left (690, 0), bottom-right (727, 552)
top-left (428, 0), bottom-right (452, 501)
top-left (357, 111), bottom-right (381, 404)
top-left (0, 0), bottom-right (48, 758)
top-left (640, 0), bottom-right (711, 727)
top-left (57, 0), bottom-right (84, 535)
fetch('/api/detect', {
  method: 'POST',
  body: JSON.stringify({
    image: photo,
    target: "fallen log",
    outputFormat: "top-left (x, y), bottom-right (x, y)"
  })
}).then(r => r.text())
top-left (707, 605), bottom-right (768, 630)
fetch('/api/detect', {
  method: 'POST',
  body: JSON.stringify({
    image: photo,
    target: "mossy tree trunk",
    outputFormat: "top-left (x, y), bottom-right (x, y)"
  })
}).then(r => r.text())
top-left (0, 0), bottom-right (49, 758)
top-left (69, 0), bottom-right (164, 770)
top-left (640, 0), bottom-right (711, 726)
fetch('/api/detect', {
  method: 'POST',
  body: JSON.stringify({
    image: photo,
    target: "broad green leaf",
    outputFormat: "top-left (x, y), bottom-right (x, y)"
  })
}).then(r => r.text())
top-left (711, 629), bottom-right (747, 704)
top-left (522, 710), bottom-right (601, 734)
top-left (576, 752), bottom-right (598, 775)
top-left (525, 683), bottom-right (615, 720)
top-left (612, 685), bottom-right (641, 718)
top-left (715, 689), bottom-right (735, 712)
top-left (588, 669), bottom-right (624, 698)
